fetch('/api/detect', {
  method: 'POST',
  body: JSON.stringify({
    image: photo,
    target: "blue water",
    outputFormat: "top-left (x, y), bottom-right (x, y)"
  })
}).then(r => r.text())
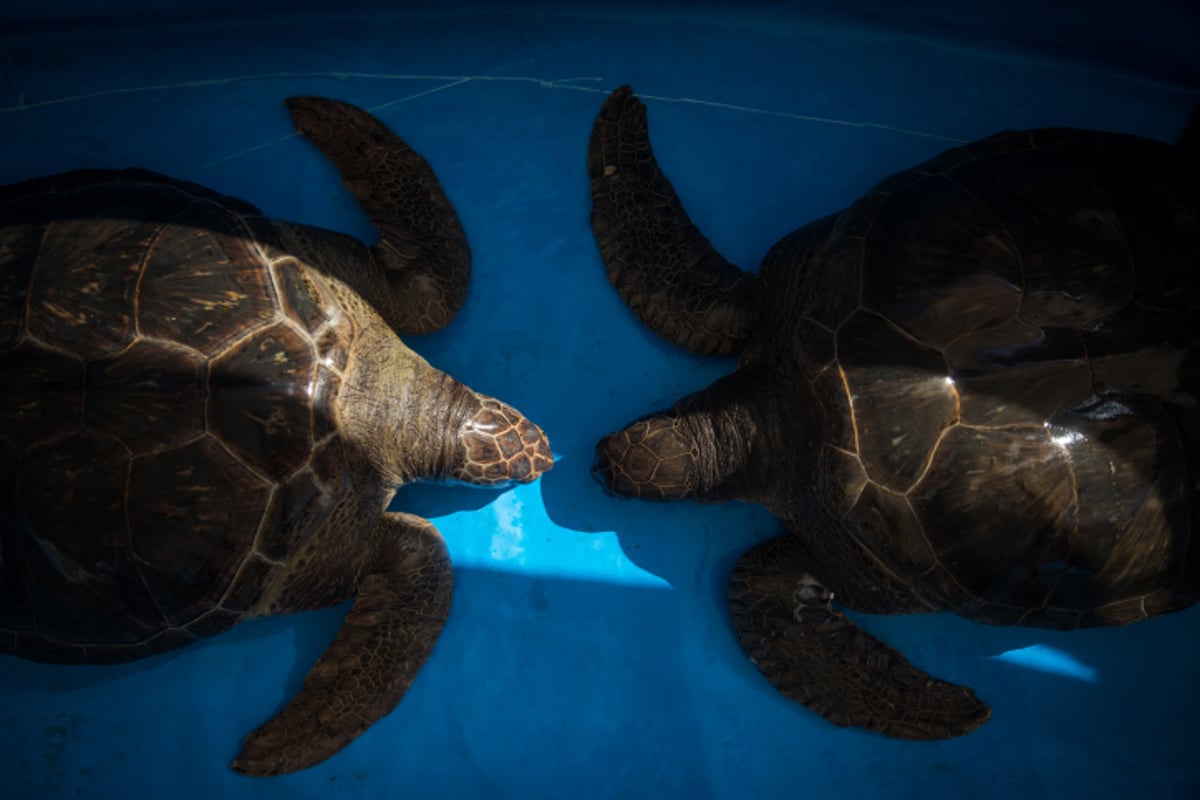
top-left (2, 3), bottom-right (1198, 798)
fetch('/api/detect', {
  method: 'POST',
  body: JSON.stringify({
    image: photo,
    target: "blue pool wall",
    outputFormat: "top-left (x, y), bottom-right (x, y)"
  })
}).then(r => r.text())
top-left (1, 3), bottom-right (1198, 799)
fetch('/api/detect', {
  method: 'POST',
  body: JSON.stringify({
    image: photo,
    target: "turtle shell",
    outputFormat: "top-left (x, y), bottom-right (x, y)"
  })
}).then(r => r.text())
top-left (766, 129), bottom-right (1200, 628)
top-left (0, 169), bottom-right (357, 661)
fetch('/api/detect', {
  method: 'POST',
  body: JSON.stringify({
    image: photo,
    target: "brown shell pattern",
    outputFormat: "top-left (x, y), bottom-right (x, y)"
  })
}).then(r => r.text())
top-left (0, 169), bottom-right (357, 660)
top-left (768, 129), bottom-right (1199, 627)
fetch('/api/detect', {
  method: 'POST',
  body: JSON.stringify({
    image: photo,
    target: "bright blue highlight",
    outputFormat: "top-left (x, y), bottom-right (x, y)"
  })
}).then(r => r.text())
top-left (991, 644), bottom-right (1100, 684)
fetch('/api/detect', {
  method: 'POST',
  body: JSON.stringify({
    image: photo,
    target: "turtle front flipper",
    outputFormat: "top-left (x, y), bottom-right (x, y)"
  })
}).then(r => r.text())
top-left (588, 86), bottom-right (758, 356)
top-left (729, 535), bottom-right (991, 740)
top-left (232, 513), bottom-right (452, 777)
top-left (285, 96), bottom-right (470, 335)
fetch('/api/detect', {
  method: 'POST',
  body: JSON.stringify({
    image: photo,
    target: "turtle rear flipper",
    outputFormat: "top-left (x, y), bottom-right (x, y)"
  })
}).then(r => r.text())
top-left (285, 96), bottom-right (471, 335)
top-left (232, 513), bottom-right (452, 776)
top-left (729, 535), bottom-right (991, 740)
top-left (588, 85), bottom-right (757, 357)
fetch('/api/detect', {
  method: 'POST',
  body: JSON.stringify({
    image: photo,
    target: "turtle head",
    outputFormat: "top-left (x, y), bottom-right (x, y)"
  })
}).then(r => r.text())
top-left (593, 412), bottom-right (705, 501)
top-left (593, 365), bottom-right (794, 505)
top-left (449, 396), bottom-right (554, 487)
top-left (593, 391), bottom-right (768, 504)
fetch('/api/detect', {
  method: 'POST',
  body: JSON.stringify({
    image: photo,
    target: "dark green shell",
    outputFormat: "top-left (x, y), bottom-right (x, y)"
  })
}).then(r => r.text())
top-left (766, 129), bottom-right (1200, 626)
top-left (0, 169), bottom-right (355, 661)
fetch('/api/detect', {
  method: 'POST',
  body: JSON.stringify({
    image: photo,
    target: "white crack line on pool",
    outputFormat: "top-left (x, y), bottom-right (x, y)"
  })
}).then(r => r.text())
top-left (632, 91), bottom-right (970, 143)
top-left (0, 71), bottom-right (970, 168)
top-left (0, 72), bottom-right (607, 115)
top-left (193, 75), bottom-right (604, 168)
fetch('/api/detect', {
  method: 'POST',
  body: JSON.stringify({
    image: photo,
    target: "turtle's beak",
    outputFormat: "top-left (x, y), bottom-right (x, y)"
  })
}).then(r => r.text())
top-left (591, 435), bottom-right (624, 497)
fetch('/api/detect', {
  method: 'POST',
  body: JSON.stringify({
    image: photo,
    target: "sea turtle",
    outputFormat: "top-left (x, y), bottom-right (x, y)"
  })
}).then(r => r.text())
top-left (588, 85), bottom-right (1199, 738)
top-left (0, 96), bottom-right (554, 775)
